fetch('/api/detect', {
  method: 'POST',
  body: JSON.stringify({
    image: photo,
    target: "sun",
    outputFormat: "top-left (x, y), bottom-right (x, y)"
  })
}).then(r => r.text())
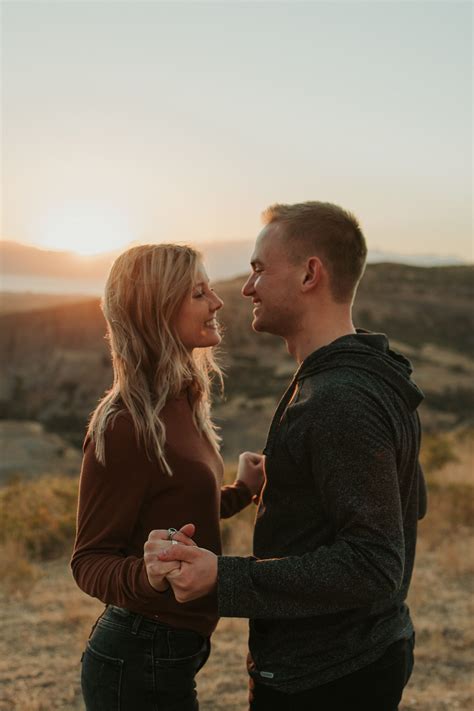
top-left (36, 203), bottom-right (133, 256)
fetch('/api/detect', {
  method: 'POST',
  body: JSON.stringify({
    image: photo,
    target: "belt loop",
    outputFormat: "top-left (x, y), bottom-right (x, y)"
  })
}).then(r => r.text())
top-left (131, 613), bottom-right (143, 635)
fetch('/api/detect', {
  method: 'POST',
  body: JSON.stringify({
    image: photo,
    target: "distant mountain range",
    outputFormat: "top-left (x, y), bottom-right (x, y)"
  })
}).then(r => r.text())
top-left (0, 239), bottom-right (468, 294)
top-left (1, 263), bottom-right (473, 467)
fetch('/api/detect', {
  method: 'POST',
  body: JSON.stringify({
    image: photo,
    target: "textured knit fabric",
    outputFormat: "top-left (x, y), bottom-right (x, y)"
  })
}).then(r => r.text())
top-left (218, 331), bottom-right (427, 693)
top-left (71, 393), bottom-right (252, 638)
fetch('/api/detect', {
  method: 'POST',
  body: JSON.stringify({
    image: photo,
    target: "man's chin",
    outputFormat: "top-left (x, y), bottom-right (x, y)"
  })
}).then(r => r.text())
top-left (252, 317), bottom-right (266, 333)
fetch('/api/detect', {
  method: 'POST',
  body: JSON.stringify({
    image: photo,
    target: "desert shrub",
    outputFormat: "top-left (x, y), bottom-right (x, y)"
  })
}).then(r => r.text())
top-left (0, 475), bottom-right (78, 560)
top-left (422, 481), bottom-right (474, 532)
top-left (0, 540), bottom-right (41, 596)
top-left (420, 432), bottom-right (459, 474)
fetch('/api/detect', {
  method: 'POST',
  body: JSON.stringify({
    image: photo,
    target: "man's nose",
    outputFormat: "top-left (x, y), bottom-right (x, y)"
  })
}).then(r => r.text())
top-left (241, 274), bottom-right (255, 297)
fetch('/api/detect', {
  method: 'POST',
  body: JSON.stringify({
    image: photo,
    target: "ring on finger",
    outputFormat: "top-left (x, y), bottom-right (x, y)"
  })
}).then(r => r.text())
top-left (167, 527), bottom-right (178, 541)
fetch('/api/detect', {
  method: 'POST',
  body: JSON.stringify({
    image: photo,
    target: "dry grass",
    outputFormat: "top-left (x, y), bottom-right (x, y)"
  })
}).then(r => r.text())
top-left (0, 541), bottom-right (41, 597)
top-left (0, 475), bottom-right (78, 560)
top-left (0, 434), bottom-right (473, 710)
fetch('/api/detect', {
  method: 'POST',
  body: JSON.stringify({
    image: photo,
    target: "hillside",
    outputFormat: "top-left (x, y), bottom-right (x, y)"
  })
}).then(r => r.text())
top-left (0, 292), bottom-right (97, 315)
top-left (0, 264), bottom-right (473, 460)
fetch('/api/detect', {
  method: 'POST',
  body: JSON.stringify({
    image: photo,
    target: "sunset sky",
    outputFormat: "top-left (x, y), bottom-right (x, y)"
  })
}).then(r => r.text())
top-left (2, 1), bottom-right (472, 260)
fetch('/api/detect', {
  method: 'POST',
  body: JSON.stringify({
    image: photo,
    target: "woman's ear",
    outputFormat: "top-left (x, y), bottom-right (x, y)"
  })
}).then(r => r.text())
top-left (301, 257), bottom-right (322, 292)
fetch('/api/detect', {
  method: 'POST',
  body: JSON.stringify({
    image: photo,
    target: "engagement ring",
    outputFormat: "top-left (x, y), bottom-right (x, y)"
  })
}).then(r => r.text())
top-left (167, 527), bottom-right (178, 541)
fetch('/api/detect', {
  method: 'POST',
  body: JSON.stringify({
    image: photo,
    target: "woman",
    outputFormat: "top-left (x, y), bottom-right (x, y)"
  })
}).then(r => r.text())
top-left (71, 243), bottom-right (264, 711)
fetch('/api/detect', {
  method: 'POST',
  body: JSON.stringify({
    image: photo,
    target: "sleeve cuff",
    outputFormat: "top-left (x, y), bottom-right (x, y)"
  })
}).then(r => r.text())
top-left (217, 555), bottom-right (236, 616)
top-left (217, 555), bottom-right (255, 617)
top-left (220, 480), bottom-right (253, 518)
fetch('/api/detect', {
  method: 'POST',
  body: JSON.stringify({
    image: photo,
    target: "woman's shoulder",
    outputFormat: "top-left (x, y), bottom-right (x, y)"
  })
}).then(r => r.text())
top-left (84, 409), bottom-right (139, 456)
top-left (105, 409), bottom-right (141, 446)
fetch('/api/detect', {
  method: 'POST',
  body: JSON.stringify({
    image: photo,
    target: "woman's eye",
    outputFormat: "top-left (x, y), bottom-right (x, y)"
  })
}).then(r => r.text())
top-left (193, 291), bottom-right (204, 298)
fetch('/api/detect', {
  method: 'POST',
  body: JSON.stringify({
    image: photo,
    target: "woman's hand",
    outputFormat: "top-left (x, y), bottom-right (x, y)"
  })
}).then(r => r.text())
top-left (236, 451), bottom-right (265, 497)
top-left (144, 523), bottom-right (197, 592)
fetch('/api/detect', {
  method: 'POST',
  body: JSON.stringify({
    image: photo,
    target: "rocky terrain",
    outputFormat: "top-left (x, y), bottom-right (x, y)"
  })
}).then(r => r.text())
top-left (0, 421), bottom-right (81, 484)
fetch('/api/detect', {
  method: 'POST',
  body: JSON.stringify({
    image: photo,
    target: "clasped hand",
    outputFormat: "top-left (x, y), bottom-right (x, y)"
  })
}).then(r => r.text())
top-left (144, 450), bottom-right (264, 602)
top-left (144, 523), bottom-right (217, 602)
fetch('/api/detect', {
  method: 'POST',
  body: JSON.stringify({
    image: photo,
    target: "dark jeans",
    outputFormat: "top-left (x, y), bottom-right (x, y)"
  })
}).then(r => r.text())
top-left (249, 635), bottom-right (415, 711)
top-left (81, 605), bottom-right (210, 711)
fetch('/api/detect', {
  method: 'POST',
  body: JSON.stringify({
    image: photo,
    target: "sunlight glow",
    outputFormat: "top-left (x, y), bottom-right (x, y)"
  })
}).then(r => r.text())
top-left (36, 203), bottom-right (133, 256)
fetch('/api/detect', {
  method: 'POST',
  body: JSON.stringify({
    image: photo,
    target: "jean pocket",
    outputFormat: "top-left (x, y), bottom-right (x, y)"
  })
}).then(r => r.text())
top-left (81, 643), bottom-right (123, 711)
top-left (154, 637), bottom-right (210, 707)
top-left (167, 629), bottom-right (208, 662)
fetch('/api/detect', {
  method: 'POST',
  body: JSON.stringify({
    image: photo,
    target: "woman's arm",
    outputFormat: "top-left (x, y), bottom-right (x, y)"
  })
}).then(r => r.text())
top-left (220, 452), bottom-right (265, 519)
top-left (70, 415), bottom-right (178, 612)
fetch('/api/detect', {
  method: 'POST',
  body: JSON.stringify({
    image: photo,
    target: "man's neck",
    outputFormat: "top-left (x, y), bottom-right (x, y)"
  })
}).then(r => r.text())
top-left (285, 305), bottom-right (356, 365)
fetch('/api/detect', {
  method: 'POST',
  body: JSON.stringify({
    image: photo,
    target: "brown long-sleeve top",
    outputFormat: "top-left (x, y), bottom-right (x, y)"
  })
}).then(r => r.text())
top-left (70, 393), bottom-right (252, 637)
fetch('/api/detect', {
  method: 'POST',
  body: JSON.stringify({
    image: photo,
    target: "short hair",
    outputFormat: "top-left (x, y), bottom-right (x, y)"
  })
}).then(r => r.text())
top-left (262, 201), bottom-right (367, 303)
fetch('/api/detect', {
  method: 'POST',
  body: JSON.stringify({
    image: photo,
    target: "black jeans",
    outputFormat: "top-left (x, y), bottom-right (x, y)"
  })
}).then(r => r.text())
top-left (249, 635), bottom-right (415, 711)
top-left (81, 605), bottom-right (210, 711)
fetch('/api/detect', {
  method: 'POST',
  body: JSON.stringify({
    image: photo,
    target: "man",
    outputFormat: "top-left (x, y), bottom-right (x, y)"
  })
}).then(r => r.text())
top-left (149, 201), bottom-right (427, 710)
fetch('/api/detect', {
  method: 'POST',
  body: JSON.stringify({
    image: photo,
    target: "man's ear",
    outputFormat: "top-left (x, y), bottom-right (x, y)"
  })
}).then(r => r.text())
top-left (301, 257), bottom-right (322, 292)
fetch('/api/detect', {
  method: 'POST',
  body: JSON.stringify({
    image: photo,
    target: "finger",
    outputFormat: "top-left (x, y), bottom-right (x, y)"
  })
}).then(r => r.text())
top-left (145, 539), bottom-right (180, 556)
top-left (157, 545), bottom-right (198, 563)
top-left (149, 561), bottom-right (180, 575)
top-left (179, 523), bottom-right (196, 537)
top-left (169, 533), bottom-right (195, 546)
top-left (170, 524), bottom-right (197, 546)
top-left (166, 567), bottom-right (182, 579)
top-left (147, 529), bottom-right (170, 542)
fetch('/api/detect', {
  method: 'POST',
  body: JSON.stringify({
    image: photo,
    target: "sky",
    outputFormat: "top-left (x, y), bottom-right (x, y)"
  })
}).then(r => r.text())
top-left (1, 0), bottom-right (473, 261)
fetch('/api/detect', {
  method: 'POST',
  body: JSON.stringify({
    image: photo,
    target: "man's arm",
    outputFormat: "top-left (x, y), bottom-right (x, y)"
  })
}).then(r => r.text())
top-left (158, 385), bottom-right (406, 616)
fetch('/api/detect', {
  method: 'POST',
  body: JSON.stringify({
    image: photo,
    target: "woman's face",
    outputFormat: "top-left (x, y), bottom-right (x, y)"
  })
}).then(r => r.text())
top-left (175, 264), bottom-right (224, 351)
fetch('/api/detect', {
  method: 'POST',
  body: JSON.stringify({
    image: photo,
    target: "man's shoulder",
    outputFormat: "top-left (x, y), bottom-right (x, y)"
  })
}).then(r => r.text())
top-left (286, 368), bottom-right (389, 438)
top-left (296, 366), bottom-right (375, 405)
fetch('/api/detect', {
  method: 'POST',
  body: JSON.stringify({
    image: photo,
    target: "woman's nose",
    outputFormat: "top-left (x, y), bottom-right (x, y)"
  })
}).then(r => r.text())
top-left (212, 293), bottom-right (224, 311)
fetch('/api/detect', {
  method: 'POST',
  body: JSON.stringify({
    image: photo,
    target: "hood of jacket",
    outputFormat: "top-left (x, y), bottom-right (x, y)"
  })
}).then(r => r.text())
top-left (295, 330), bottom-right (424, 412)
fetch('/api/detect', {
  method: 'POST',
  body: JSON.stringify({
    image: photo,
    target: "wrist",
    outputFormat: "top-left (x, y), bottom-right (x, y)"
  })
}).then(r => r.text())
top-left (236, 478), bottom-right (254, 496)
top-left (237, 477), bottom-right (260, 497)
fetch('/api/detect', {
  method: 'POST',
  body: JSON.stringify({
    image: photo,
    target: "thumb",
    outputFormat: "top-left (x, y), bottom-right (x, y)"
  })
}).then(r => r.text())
top-left (179, 523), bottom-right (196, 539)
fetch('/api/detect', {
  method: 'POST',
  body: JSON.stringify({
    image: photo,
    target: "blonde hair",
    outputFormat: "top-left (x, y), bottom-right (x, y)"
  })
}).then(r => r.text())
top-left (262, 201), bottom-right (367, 303)
top-left (87, 243), bottom-right (223, 476)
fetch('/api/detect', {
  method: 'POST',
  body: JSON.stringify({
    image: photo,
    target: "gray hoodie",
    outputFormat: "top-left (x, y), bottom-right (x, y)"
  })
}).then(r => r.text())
top-left (218, 331), bottom-right (427, 693)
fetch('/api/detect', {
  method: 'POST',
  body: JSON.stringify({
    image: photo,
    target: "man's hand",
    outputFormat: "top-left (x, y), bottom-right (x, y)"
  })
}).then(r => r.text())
top-left (157, 545), bottom-right (218, 602)
top-left (237, 451), bottom-right (265, 496)
top-left (144, 523), bottom-right (197, 592)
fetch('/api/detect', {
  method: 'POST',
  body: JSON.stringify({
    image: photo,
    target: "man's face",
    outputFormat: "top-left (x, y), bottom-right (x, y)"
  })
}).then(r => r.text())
top-left (241, 224), bottom-right (303, 337)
